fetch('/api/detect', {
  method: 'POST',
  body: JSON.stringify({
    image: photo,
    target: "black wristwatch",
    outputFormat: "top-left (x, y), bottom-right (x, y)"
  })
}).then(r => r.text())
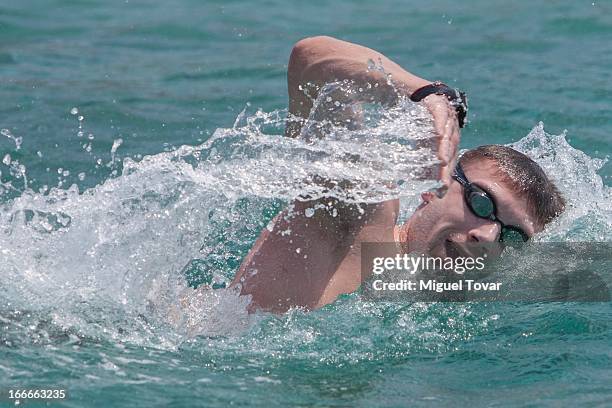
top-left (409, 81), bottom-right (468, 128)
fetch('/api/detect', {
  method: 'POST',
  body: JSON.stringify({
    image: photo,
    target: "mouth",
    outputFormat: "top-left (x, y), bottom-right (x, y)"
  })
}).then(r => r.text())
top-left (444, 239), bottom-right (478, 259)
top-left (445, 238), bottom-right (503, 260)
top-left (444, 239), bottom-right (461, 259)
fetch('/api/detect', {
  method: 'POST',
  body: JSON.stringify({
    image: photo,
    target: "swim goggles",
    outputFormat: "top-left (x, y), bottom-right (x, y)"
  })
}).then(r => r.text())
top-left (453, 163), bottom-right (529, 243)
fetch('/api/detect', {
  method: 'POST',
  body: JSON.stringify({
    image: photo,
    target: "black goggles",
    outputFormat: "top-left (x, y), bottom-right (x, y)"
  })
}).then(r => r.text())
top-left (452, 163), bottom-right (529, 243)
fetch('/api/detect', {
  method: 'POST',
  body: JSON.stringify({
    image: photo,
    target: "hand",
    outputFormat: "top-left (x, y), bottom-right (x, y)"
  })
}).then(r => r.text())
top-left (421, 93), bottom-right (461, 187)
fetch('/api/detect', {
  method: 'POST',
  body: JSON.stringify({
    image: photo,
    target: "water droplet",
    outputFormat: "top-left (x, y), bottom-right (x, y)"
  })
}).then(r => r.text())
top-left (305, 208), bottom-right (315, 218)
top-left (70, 107), bottom-right (79, 115)
top-left (266, 219), bottom-right (275, 231)
top-left (2, 154), bottom-right (11, 165)
top-left (78, 172), bottom-right (86, 181)
top-left (78, 115), bottom-right (84, 121)
top-left (1, 128), bottom-right (22, 150)
top-left (111, 138), bottom-right (123, 155)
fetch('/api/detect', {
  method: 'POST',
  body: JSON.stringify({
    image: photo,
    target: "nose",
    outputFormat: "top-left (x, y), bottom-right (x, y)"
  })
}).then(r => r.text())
top-left (468, 221), bottom-right (501, 243)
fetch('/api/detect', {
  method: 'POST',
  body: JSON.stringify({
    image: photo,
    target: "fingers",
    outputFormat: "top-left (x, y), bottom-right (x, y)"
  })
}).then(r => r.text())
top-left (436, 106), bottom-right (454, 165)
top-left (428, 103), bottom-right (449, 165)
top-left (439, 163), bottom-right (452, 187)
top-left (431, 104), bottom-right (449, 140)
top-left (437, 108), bottom-right (461, 187)
top-left (448, 114), bottom-right (460, 157)
top-left (422, 95), bottom-right (462, 183)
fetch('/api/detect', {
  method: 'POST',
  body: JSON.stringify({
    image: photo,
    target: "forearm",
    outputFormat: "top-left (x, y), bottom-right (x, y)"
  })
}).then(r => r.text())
top-left (287, 36), bottom-right (431, 130)
top-left (287, 35), bottom-right (461, 184)
top-left (282, 36), bottom-right (452, 230)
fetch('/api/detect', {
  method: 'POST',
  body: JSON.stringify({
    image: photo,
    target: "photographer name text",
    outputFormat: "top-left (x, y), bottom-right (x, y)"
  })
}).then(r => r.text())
top-left (371, 279), bottom-right (501, 292)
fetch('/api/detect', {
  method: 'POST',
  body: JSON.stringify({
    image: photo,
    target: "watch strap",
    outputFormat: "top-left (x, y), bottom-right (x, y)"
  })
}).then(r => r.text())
top-left (409, 81), bottom-right (468, 128)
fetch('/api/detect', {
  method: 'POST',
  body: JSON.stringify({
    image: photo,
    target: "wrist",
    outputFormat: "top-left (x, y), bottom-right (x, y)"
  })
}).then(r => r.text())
top-left (395, 75), bottom-right (430, 96)
top-left (409, 81), bottom-right (468, 128)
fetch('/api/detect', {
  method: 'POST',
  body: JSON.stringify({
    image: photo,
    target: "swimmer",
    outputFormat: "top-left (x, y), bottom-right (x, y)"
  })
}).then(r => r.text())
top-left (229, 36), bottom-right (566, 313)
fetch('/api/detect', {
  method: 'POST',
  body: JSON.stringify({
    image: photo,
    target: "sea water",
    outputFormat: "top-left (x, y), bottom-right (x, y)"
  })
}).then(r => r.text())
top-left (1, 1), bottom-right (611, 407)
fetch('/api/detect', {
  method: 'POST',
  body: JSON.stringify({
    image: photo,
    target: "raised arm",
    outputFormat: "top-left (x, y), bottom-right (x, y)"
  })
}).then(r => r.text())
top-left (230, 37), bottom-right (463, 312)
top-left (286, 36), bottom-right (460, 184)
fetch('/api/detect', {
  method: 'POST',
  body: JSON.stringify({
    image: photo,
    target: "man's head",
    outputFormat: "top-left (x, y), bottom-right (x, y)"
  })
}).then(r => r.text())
top-left (402, 145), bottom-right (565, 257)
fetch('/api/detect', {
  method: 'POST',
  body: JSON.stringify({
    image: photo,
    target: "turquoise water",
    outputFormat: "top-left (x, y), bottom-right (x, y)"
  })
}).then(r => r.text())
top-left (1, 1), bottom-right (611, 407)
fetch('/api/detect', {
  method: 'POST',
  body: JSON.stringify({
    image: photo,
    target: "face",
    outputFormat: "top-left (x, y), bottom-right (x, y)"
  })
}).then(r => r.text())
top-left (401, 160), bottom-right (540, 258)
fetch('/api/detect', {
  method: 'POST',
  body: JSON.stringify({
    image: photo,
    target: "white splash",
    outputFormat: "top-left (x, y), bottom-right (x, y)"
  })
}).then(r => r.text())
top-left (0, 105), bottom-right (608, 347)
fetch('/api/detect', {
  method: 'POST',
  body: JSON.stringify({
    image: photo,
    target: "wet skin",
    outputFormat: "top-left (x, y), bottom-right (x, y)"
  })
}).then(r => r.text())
top-left (401, 159), bottom-right (540, 260)
top-left (229, 36), bottom-right (540, 313)
top-left (230, 160), bottom-right (540, 313)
